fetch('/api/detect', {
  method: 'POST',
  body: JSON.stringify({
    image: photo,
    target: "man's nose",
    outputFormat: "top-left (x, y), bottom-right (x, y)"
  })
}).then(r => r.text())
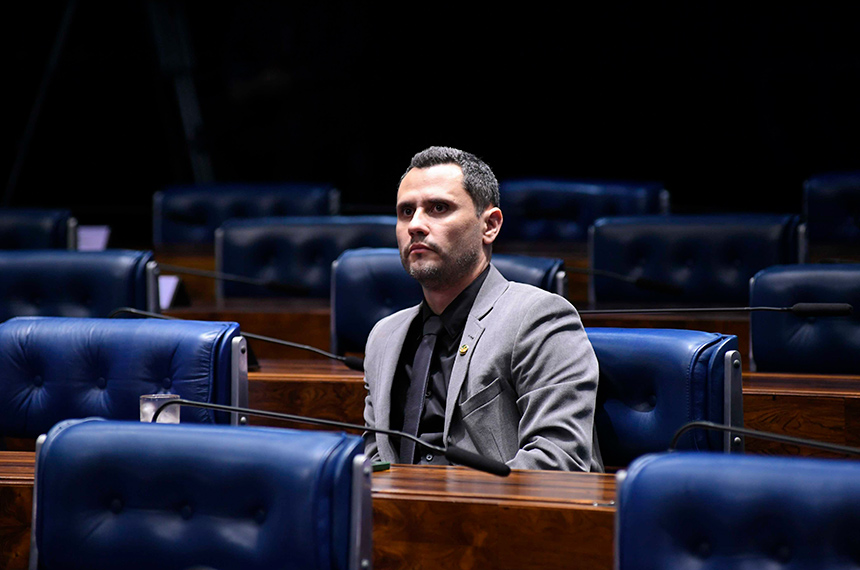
top-left (408, 209), bottom-right (430, 235)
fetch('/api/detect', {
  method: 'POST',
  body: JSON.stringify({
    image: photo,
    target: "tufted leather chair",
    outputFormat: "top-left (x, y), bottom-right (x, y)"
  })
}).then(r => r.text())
top-left (0, 208), bottom-right (77, 250)
top-left (749, 263), bottom-right (860, 374)
top-left (803, 171), bottom-right (860, 246)
top-left (616, 451), bottom-right (860, 570)
top-left (0, 249), bottom-right (159, 321)
top-left (587, 328), bottom-right (743, 469)
top-left (498, 178), bottom-right (669, 243)
top-left (0, 316), bottom-right (248, 439)
top-left (588, 213), bottom-right (806, 306)
top-left (153, 182), bottom-right (340, 248)
top-left (215, 216), bottom-right (398, 301)
top-left (30, 418), bottom-right (371, 570)
top-left (329, 247), bottom-right (569, 355)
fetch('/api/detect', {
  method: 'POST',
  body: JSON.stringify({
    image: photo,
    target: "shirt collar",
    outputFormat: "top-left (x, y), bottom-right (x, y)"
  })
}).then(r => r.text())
top-left (420, 264), bottom-right (491, 337)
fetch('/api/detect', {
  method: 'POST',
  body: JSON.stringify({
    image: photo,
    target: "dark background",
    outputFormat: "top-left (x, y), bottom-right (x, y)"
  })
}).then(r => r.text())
top-left (5, 2), bottom-right (860, 249)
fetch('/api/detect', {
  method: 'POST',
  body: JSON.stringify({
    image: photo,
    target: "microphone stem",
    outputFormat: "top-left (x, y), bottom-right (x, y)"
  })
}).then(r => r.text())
top-left (580, 306), bottom-right (785, 315)
top-left (153, 399), bottom-right (447, 456)
top-left (108, 307), bottom-right (354, 366)
top-left (158, 263), bottom-right (272, 288)
top-left (671, 420), bottom-right (860, 457)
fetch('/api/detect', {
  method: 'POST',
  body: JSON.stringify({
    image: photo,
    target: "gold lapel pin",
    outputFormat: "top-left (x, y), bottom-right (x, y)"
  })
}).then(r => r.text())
top-left (458, 344), bottom-right (469, 355)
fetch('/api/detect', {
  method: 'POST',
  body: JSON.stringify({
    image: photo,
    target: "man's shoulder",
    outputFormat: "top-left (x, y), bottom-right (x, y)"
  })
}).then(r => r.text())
top-left (370, 303), bottom-right (420, 335)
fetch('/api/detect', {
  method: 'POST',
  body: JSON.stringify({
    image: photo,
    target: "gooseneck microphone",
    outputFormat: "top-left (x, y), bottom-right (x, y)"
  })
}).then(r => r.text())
top-left (671, 420), bottom-right (860, 457)
top-left (108, 307), bottom-right (364, 372)
top-left (580, 303), bottom-right (854, 317)
top-left (157, 262), bottom-right (309, 295)
top-left (151, 398), bottom-right (512, 477)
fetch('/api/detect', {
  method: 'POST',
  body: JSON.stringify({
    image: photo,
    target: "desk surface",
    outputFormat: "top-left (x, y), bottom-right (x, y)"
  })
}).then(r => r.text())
top-left (0, 452), bottom-right (616, 570)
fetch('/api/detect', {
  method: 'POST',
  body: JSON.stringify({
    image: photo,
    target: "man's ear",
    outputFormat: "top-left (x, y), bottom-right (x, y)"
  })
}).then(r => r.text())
top-left (481, 207), bottom-right (503, 244)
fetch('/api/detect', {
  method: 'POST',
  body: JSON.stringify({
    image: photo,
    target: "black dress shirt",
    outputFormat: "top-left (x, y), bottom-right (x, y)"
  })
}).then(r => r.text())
top-left (390, 265), bottom-right (490, 464)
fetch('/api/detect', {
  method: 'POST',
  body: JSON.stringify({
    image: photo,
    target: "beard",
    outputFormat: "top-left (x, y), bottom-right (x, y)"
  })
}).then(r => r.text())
top-left (400, 237), bottom-right (482, 291)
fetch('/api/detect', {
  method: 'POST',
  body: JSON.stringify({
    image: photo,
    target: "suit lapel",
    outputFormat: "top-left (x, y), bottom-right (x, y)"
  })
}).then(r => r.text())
top-left (443, 265), bottom-right (510, 439)
top-left (375, 305), bottom-right (420, 461)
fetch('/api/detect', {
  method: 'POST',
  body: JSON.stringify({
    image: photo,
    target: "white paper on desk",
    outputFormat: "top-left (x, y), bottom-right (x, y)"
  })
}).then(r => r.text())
top-left (77, 225), bottom-right (111, 251)
top-left (159, 275), bottom-right (181, 310)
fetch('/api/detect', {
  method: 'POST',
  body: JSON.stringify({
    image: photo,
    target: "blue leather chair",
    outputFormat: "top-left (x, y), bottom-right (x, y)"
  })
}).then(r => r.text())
top-left (329, 247), bottom-right (569, 355)
top-left (30, 418), bottom-right (371, 570)
top-left (216, 216), bottom-right (398, 301)
top-left (803, 170), bottom-right (860, 246)
top-left (0, 316), bottom-right (249, 439)
top-left (0, 208), bottom-right (77, 249)
top-left (588, 214), bottom-right (806, 306)
top-left (0, 249), bottom-right (158, 321)
top-left (153, 182), bottom-right (340, 248)
top-left (749, 263), bottom-right (860, 374)
top-left (498, 178), bottom-right (669, 243)
top-left (587, 328), bottom-right (743, 468)
top-left (616, 452), bottom-right (860, 570)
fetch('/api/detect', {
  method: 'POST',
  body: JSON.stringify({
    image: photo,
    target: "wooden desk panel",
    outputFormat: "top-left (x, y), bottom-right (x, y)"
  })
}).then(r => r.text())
top-left (248, 362), bottom-right (860, 460)
top-left (743, 371), bottom-right (860, 457)
top-left (372, 464), bottom-right (615, 570)
top-left (0, 453), bottom-right (615, 570)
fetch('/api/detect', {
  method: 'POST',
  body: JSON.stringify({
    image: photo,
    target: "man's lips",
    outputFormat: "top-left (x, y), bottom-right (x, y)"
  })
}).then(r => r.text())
top-left (409, 242), bottom-right (435, 254)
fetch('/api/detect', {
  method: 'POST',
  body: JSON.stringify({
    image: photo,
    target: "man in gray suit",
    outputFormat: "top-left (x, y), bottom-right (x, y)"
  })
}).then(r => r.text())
top-left (363, 146), bottom-right (603, 471)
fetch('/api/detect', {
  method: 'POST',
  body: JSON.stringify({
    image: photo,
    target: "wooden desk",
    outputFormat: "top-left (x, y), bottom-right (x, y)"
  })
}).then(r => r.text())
top-left (0, 453), bottom-right (616, 570)
top-left (248, 361), bottom-right (860, 460)
top-left (743, 371), bottom-right (860, 457)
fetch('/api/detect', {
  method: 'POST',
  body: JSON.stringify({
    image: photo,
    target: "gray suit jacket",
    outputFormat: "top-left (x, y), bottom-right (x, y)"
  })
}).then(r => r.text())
top-left (363, 264), bottom-right (603, 472)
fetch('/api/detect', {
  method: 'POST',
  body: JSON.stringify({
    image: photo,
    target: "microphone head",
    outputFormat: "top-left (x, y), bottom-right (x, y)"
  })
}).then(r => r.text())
top-left (790, 303), bottom-right (854, 317)
top-left (342, 355), bottom-right (365, 372)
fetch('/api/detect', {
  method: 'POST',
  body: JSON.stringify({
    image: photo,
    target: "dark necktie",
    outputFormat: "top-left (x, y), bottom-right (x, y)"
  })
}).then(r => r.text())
top-left (399, 315), bottom-right (442, 463)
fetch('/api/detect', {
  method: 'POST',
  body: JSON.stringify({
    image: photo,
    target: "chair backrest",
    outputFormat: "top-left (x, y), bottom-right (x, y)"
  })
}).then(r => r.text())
top-left (329, 247), bottom-right (568, 355)
top-left (616, 452), bottom-right (860, 570)
top-left (30, 418), bottom-right (371, 570)
top-left (749, 263), bottom-right (860, 374)
top-left (215, 216), bottom-right (398, 300)
top-left (587, 327), bottom-right (742, 468)
top-left (803, 170), bottom-right (860, 245)
top-left (498, 178), bottom-right (669, 243)
top-left (0, 316), bottom-right (248, 438)
top-left (588, 213), bottom-right (806, 306)
top-left (0, 208), bottom-right (77, 250)
top-left (0, 249), bottom-right (159, 321)
top-left (153, 182), bottom-right (340, 247)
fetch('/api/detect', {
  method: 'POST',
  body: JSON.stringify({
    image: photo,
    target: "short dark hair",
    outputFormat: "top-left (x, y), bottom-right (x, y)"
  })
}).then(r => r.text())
top-left (401, 146), bottom-right (500, 214)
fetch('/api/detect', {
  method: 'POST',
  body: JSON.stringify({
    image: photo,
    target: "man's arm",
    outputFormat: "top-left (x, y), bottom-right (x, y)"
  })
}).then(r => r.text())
top-left (508, 292), bottom-right (600, 471)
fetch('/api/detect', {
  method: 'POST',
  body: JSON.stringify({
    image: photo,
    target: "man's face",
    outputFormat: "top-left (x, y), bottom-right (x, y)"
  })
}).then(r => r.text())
top-left (396, 163), bottom-right (487, 289)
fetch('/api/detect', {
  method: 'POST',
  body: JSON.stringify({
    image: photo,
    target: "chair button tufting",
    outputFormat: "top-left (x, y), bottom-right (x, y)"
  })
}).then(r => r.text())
top-left (162, 377), bottom-right (172, 389)
top-left (180, 504), bottom-right (193, 519)
top-left (254, 508), bottom-right (267, 524)
top-left (96, 377), bottom-right (107, 389)
top-left (697, 540), bottom-right (711, 558)
top-left (33, 375), bottom-right (43, 387)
